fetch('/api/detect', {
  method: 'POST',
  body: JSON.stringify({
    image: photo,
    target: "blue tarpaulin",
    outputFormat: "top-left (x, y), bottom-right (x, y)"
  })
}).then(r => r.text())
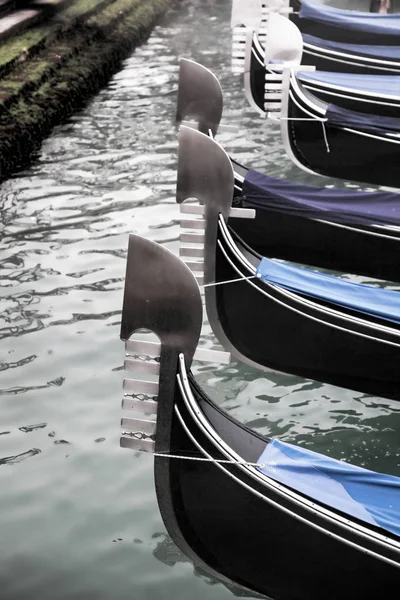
top-left (242, 169), bottom-right (400, 226)
top-left (298, 70), bottom-right (400, 98)
top-left (303, 33), bottom-right (400, 61)
top-left (326, 103), bottom-right (400, 135)
top-left (257, 439), bottom-right (400, 537)
top-left (255, 256), bottom-right (400, 324)
top-left (300, 0), bottom-right (400, 37)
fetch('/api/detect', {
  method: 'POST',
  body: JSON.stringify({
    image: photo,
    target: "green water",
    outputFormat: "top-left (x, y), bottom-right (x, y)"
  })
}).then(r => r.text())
top-left (0, 1), bottom-right (399, 598)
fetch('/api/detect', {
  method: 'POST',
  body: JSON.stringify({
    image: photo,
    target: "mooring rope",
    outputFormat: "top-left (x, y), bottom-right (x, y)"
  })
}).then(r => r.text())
top-left (268, 115), bottom-right (330, 152)
top-left (263, 66), bottom-right (331, 153)
top-left (202, 275), bottom-right (257, 289)
top-left (121, 432), bottom-right (264, 467)
top-left (153, 451), bottom-right (264, 468)
top-left (272, 116), bottom-right (327, 122)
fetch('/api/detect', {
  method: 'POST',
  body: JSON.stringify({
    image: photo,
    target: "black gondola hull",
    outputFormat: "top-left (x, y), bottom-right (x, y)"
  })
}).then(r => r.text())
top-left (302, 45), bottom-right (400, 75)
top-left (289, 0), bottom-right (400, 45)
top-left (229, 208), bottom-right (400, 283)
top-left (156, 376), bottom-right (400, 600)
top-left (213, 227), bottom-right (400, 399)
top-left (286, 84), bottom-right (400, 187)
top-left (121, 234), bottom-right (400, 600)
top-left (249, 42), bottom-right (400, 117)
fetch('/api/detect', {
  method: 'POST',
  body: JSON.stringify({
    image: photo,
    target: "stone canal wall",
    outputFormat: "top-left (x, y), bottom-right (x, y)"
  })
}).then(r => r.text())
top-left (0, 0), bottom-right (176, 181)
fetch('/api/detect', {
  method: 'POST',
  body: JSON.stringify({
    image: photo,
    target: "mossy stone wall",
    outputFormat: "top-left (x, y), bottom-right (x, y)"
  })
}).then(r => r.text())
top-left (0, 0), bottom-right (176, 181)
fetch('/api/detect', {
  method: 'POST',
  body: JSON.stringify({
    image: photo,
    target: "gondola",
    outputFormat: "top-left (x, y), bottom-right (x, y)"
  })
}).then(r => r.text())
top-left (232, 26), bottom-right (400, 186)
top-left (256, 0), bottom-right (400, 44)
top-left (289, 0), bottom-right (400, 44)
top-left (235, 36), bottom-right (400, 186)
top-left (232, 0), bottom-right (400, 75)
top-left (246, 14), bottom-right (400, 118)
top-left (280, 69), bottom-right (400, 186)
top-left (120, 233), bottom-right (400, 600)
top-left (177, 59), bottom-right (400, 282)
top-left (176, 123), bottom-right (400, 400)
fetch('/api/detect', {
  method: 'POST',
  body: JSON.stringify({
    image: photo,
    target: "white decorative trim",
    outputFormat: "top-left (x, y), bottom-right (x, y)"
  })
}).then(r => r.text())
top-left (120, 338), bottom-right (160, 451)
top-left (176, 354), bottom-right (400, 564)
top-left (218, 215), bottom-right (400, 342)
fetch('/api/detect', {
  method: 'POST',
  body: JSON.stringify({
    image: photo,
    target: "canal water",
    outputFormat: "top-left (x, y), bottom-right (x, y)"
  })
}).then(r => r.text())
top-left (0, 1), bottom-right (399, 598)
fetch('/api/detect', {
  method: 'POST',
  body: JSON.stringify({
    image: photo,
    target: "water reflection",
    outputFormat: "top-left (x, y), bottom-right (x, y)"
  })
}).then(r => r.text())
top-left (153, 534), bottom-right (267, 598)
top-left (0, 0), bottom-right (398, 599)
top-left (0, 448), bottom-right (41, 466)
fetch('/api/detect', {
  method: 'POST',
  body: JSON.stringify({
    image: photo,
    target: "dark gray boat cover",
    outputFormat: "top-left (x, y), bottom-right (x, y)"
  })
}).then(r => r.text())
top-left (303, 33), bottom-right (400, 61)
top-left (242, 169), bottom-right (400, 226)
top-left (298, 70), bottom-right (400, 97)
top-left (300, 0), bottom-right (400, 37)
top-left (326, 103), bottom-right (400, 135)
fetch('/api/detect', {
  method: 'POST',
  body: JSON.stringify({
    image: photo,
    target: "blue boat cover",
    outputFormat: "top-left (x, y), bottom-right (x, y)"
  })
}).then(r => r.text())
top-left (300, 0), bottom-right (400, 37)
top-left (256, 257), bottom-right (400, 324)
top-left (242, 169), bottom-right (400, 226)
top-left (298, 70), bottom-right (400, 98)
top-left (326, 103), bottom-right (400, 135)
top-left (257, 439), bottom-right (400, 537)
top-left (303, 32), bottom-right (400, 61)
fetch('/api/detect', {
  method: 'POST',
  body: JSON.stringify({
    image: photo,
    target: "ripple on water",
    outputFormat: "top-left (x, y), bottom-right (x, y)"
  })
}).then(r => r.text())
top-left (0, 0), bottom-right (398, 599)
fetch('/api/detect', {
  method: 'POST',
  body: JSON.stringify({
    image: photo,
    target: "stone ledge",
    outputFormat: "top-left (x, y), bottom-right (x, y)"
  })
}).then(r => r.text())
top-left (0, 0), bottom-right (75, 42)
top-left (0, 9), bottom-right (41, 41)
top-left (0, 0), bottom-right (175, 181)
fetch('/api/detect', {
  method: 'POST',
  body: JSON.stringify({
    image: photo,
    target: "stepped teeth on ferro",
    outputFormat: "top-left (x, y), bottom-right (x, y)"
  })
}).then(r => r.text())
top-left (180, 218), bottom-right (205, 230)
top-left (232, 39), bottom-right (246, 48)
top-left (180, 204), bottom-right (205, 215)
top-left (120, 436), bottom-right (155, 452)
top-left (183, 260), bottom-right (204, 273)
top-left (264, 93), bottom-right (283, 101)
top-left (126, 339), bottom-right (230, 364)
top-left (265, 74), bottom-right (283, 82)
top-left (231, 59), bottom-right (246, 72)
top-left (232, 46), bottom-right (246, 56)
top-left (123, 378), bottom-right (159, 395)
top-left (124, 358), bottom-right (160, 376)
top-left (121, 417), bottom-right (156, 436)
top-left (122, 397), bottom-right (158, 414)
top-left (126, 339), bottom-right (160, 356)
top-left (122, 337), bottom-right (161, 451)
top-left (232, 41), bottom-right (246, 50)
top-left (180, 246), bottom-right (204, 258)
top-left (265, 83), bottom-right (283, 91)
top-left (180, 232), bottom-right (205, 244)
top-left (264, 103), bottom-right (282, 111)
top-left (232, 29), bottom-right (246, 39)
